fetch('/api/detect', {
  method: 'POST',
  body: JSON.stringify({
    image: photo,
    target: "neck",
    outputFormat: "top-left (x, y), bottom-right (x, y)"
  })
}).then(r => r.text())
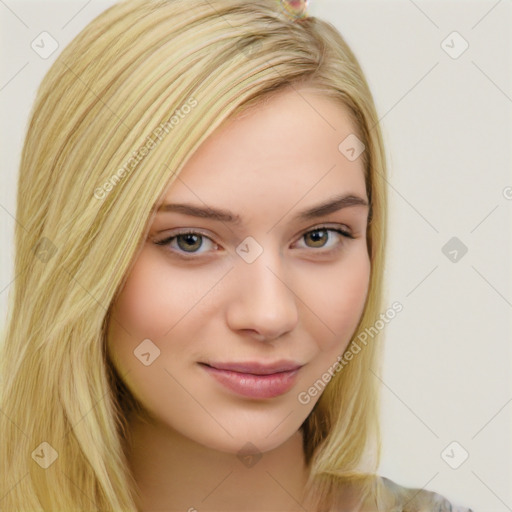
top-left (126, 414), bottom-right (314, 511)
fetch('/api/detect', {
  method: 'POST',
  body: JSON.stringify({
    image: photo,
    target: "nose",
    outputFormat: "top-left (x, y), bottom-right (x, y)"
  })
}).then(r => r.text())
top-left (225, 252), bottom-right (299, 342)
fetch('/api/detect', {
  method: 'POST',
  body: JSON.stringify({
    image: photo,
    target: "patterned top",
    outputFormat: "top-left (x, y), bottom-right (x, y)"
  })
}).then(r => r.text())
top-left (316, 475), bottom-right (474, 511)
top-left (373, 476), bottom-right (475, 512)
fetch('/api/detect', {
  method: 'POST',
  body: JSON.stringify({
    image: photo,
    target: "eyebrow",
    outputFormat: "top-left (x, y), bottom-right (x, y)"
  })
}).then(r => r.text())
top-left (156, 194), bottom-right (369, 225)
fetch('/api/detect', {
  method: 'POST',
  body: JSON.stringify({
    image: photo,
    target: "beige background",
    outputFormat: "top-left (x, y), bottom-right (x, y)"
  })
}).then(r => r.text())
top-left (1, 0), bottom-right (511, 509)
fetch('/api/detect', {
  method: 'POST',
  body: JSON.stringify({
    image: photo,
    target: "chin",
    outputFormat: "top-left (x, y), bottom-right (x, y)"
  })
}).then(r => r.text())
top-left (184, 421), bottom-right (300, 456)
top-left (212, 434), bottom-right (292, 456)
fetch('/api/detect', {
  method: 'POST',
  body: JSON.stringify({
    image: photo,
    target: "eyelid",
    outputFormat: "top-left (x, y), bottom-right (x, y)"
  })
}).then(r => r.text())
top-left (156, 223), bottom-right (353, 240)
top-left (297, 222), bottom-right (353, 238)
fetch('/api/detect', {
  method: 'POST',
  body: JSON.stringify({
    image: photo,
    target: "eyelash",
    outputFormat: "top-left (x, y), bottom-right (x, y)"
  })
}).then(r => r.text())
top-left (153, 225), bottom-right (355, 259)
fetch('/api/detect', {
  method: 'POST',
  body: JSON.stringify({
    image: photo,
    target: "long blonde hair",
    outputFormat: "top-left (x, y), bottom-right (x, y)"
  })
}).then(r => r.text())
top-left (0, 1), bottom-right (388, 510)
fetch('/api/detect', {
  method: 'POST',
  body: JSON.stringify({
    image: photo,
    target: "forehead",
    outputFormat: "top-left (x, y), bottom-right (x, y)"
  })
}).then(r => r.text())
top-left (158, 87), bottom-right (367, 220)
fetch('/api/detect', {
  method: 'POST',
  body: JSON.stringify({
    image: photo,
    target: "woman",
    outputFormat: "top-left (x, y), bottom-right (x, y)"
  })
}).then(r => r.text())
top-left (0, 0), bottom-right (473, 510)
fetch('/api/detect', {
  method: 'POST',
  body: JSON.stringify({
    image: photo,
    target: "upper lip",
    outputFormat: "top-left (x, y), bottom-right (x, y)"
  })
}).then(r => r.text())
top-left (201, 360), bottom-right (303, 375)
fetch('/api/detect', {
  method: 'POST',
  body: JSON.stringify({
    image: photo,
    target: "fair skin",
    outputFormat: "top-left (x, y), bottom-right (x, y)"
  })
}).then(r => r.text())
top-left (107, 85), bottom-right (371, 511)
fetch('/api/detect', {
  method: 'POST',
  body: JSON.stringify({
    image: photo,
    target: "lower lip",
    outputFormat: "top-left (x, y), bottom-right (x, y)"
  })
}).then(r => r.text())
top-left (200, 364), bottom-right (301, 399)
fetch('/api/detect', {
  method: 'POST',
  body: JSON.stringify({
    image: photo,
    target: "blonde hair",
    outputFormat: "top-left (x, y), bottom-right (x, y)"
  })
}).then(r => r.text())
top-left (0, 0), bottom-right (388, 510)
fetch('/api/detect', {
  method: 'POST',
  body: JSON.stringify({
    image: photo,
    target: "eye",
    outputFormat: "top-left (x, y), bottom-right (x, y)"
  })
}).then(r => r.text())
top-left (295, 226), bottom-right (354, 252)
top-left (154, 231), bottom-right (217, 257)
top-left (153, 225), bottom-right (355, 259)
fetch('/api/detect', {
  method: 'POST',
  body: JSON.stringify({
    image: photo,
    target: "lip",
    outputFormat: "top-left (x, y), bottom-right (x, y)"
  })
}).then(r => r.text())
top-left (199, 360), bottom-right (303, 399)
top-left (204, 360), bottom-right (303, 375)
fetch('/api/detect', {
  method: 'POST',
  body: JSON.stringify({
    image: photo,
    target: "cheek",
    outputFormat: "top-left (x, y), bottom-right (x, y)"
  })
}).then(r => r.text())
top-left (109, 249), bottom-right (208, 341)
top-left (106, 251), bottom-right (188, 380)
top-left (105, 249), bottom-right (211, 412)
top-left (106, 247), bottom-right (230, 379)
top-left (305, 249), bottom-right (370, 353)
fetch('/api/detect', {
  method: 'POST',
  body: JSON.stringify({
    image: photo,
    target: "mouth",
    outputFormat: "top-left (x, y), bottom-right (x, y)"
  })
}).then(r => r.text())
top-left (198, 361), bottom-right (303, 399)
top-left (200, 360), bottom-right (303, 375)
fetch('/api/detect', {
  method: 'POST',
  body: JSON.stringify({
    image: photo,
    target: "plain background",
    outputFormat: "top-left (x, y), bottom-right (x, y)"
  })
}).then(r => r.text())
top-left (1, 0), bottom-right (511, 509)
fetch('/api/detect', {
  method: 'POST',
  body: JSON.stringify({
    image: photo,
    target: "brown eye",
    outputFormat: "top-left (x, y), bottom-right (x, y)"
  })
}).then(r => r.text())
top-left (176, 233), bottom-right (203, 252)
top-left (296, 226), bottom-right (354, 252)
top-left (154, 231), bottom-right (217, 257)
top-left (304, 229), bottom-right (330, 248)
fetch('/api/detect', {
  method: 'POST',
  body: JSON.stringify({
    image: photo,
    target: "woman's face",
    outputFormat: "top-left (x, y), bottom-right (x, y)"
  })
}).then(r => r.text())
top-left (107, 86), bottom-right (371, 455)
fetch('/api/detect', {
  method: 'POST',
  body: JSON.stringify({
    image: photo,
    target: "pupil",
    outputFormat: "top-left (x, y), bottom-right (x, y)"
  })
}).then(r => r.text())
top-left (309, 230), bottom-right (326, 246)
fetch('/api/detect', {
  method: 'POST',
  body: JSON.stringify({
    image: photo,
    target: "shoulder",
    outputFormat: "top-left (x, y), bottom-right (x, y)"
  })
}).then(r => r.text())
top-left (369, 475), bottom-right (475, 512)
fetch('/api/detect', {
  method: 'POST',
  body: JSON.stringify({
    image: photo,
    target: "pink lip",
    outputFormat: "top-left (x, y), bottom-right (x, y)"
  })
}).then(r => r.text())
top-left (199, 360), bottom-right (303, 399)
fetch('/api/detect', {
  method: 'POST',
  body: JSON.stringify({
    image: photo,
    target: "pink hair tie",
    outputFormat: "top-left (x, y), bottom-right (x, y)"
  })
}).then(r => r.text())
top-left (278, 0), bottom-right (309, 20)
